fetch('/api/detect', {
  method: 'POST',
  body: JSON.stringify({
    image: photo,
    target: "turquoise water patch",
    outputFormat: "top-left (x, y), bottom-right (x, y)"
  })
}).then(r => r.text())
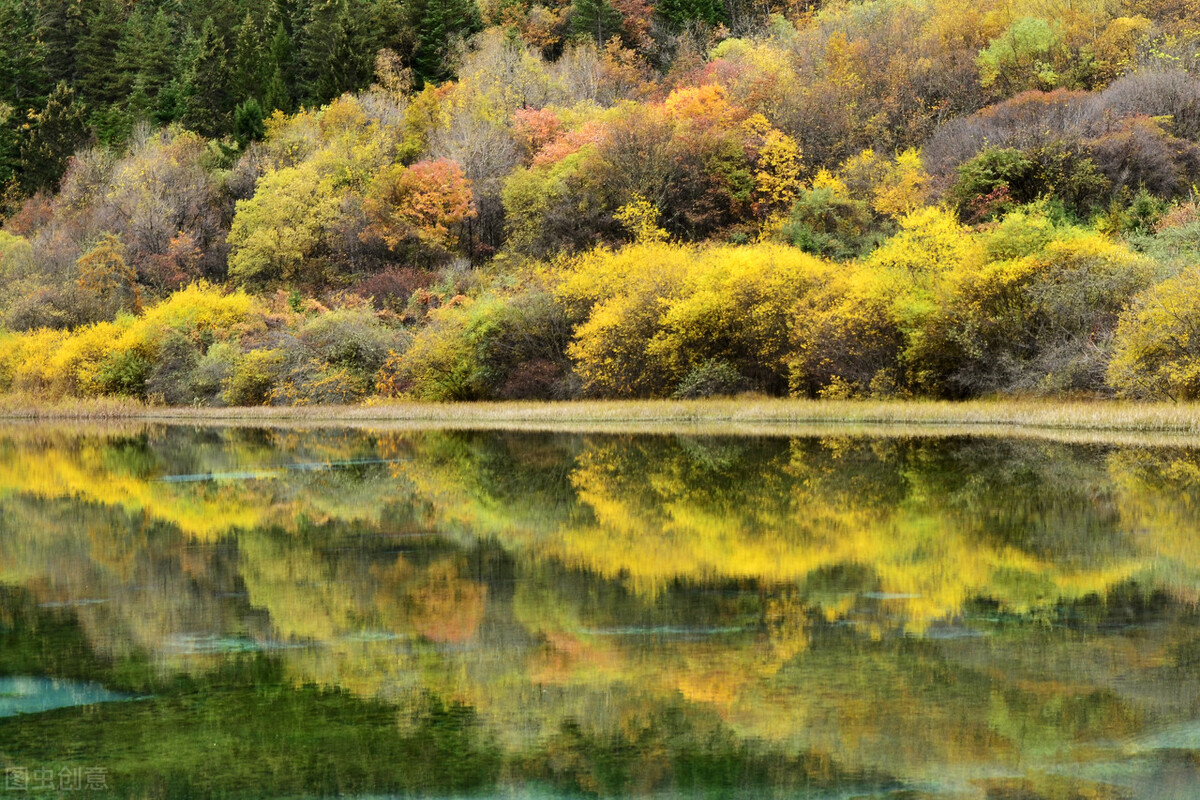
top-left (577, 625), bottom-right (748, 636)
top-left (164, 634), bottom-right (312, 654)
top-left (155, 457), bottom-right (408, 483)
top-left (0, 677), bottom-right (133, 717)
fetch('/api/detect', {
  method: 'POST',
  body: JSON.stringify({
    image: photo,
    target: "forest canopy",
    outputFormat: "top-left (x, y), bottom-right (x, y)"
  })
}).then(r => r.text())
top-left (4, 0), bottom-right (1200, 402)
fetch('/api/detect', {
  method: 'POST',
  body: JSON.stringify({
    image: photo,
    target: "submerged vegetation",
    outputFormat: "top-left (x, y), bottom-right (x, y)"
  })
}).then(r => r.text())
top-left (5, 0), bottom-right (1200, 403)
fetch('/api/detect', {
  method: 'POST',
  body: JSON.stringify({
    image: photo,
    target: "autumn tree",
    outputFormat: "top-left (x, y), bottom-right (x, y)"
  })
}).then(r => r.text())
top-left (100, 129), bottom-right (227, 281)
top-left (75, 233), bottom-right (142, 317)
top-left (362, 158), bottom-right (477, 256)
top-left (227, 161), bottom-right (343, 287)
top-left (978, 18), bottom-right (1066, 97)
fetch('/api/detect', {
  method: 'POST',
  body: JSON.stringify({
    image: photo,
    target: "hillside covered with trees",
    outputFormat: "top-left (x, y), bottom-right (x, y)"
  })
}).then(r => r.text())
top-left (4, 0), bottom-right (1200, 403)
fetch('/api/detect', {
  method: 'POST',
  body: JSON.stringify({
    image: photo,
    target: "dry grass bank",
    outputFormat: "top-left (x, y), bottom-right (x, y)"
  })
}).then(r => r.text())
top-left (5, 395), bottom-right (1200, 435)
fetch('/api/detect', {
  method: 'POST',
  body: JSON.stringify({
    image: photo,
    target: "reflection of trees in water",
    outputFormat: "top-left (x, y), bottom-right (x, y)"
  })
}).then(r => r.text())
top-left (2, 427), bottom-right (1200, 793)
top-left (528, 435), bottom-right (1150, 628)
top-left (3, 428), bottom-right (1200, 639)
top-left (0, 586), bottom-right (900, 799)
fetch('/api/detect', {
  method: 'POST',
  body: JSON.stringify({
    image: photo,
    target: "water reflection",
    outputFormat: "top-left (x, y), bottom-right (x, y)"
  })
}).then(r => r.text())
top-left (0, 425), bottom-right (1199, 797)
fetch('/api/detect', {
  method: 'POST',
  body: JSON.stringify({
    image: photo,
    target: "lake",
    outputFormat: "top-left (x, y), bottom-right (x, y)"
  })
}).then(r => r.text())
top-left (1, 423), bottom-right (1199, 798)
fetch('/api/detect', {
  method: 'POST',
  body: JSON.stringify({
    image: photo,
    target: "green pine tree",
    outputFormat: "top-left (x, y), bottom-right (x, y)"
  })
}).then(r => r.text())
top-left (140, 10), bottom-right (177, 102)
top-left (408, 0), bottom-right (481, 87)
top-left (572, 0), bottom-right (623, 46)
top-left (262, 63), bottom-right (292, 114)
top-left (113, 6), bottom-right (175, 105)
top-left (37, 0), bottom-right (86, 85)
top-left (324, 0), bottom-right (374, 97)
top-left (180, 17), bottom-right (233, 136)
top-left (0, 104), bottom-right (21, 196)
top-left (18, 81), bottom-right (88, 193)
top-left (0, 0), bottom-right (47, 109)
top-left (297, 0), bottom-right (375, 104)
top-left (114, 6), bottom-right (148, 99)
top-left (153, 77), bottom-right (186, 125)
top-left (261, 14), bottom-right (296, 112)
top-left (233, 97), bottom-right (265, 147)
top-left (367, 0), bottom-right (407, 50)
top-left (74, 0), bottom-right (126, 107)
top-left (180, 0), bottom-right (236, 42)
top-left (654, 0), bottom-right (723, 29)
top-left (90, 104), bottom-right (134, 147)
top-left (126, 74), bottom-right (152, 122)
top-left (232, 13), bottom-right (268, 103)
top-left (265, 0), bottom-right (303, 40)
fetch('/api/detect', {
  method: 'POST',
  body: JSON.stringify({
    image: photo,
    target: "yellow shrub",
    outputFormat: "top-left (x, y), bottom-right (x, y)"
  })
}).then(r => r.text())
top-left (754, 128), bottom-right (804, 212)
top-left (4, 329), bottom-right (70, 395)
top-left (613, 194), bottom-right (669, 243)
top-left (789, 266), bottom-right (909, 398)
top-left (223, 349), bottom-right (285, 406)
top-left (555, 242), bottom-right (691, 318)
top-left (46, 317), bottom-right (135, 397)
top-left (1108, 267), bottom-right (1200, 400)
top-left (0, 332), bottom-right (31, 392)
top-left (557, 244), bottom-right (698, 395)
top-left (0, 283), bottom-right (264, 400)
top-left (835, 148), bottom-right (929, 219)
top-left (138, 282), bottom-right (260, 332)
top-left (648, 245), bottom-right (831, 392)
top-left (0, 232), bottom-right (34, 280)
top-left (909, 211), bottom-right (1155, 396)
top-left (114, 282), bottom-right (264, 359)
top-left (786, 208), bottom-right (979, 398)
top-left (558, 242), bottom-right (830, 396)
top-left (871, 149), bottom-right (930, 219)
top-left (865, 206), bottom-right (979, 275)
top-left (385, 304), bottom-right (483, 401)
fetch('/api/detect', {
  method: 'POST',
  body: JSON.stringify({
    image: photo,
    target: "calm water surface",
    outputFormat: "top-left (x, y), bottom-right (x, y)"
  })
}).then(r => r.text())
top-left (2, 425), bottom-right (1200, 798)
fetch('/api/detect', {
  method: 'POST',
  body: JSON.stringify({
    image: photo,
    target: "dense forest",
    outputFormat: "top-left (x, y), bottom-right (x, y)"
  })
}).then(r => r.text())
top-left (4, 0), bottom-right (1200, 403)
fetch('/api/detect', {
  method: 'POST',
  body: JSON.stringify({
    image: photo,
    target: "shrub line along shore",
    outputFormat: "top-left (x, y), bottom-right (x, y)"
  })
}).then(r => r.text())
top-left (8, 397), bottom-right (1200, 437)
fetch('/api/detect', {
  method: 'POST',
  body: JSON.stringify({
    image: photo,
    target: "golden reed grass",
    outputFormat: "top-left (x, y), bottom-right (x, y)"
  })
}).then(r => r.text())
top-left (6, 394), bottom-right (1200, 436)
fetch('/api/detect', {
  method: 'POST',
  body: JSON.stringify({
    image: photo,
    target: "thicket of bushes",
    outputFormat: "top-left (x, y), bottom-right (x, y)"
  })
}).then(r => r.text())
top-left (0, 284), bottom-right (408, 405)
top-left (1, 199), bottom-right (1194, 404)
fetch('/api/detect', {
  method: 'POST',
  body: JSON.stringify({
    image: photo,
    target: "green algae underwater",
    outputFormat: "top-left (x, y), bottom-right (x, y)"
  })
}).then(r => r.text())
top-left (3, 424), bottom-right (1200, 798)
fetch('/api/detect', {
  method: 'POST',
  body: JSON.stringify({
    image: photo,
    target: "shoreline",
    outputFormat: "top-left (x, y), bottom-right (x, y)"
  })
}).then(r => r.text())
top-left (5, 396), bottom-right (1200, 435)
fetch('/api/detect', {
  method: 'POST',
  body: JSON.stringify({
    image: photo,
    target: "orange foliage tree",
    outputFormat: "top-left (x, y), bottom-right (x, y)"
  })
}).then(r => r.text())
top-left (363, 158), bottom-right (478, 254)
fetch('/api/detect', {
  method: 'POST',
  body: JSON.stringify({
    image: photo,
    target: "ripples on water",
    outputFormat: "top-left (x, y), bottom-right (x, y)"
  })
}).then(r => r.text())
top-left (1, 425), bottom-right (1200, 798)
